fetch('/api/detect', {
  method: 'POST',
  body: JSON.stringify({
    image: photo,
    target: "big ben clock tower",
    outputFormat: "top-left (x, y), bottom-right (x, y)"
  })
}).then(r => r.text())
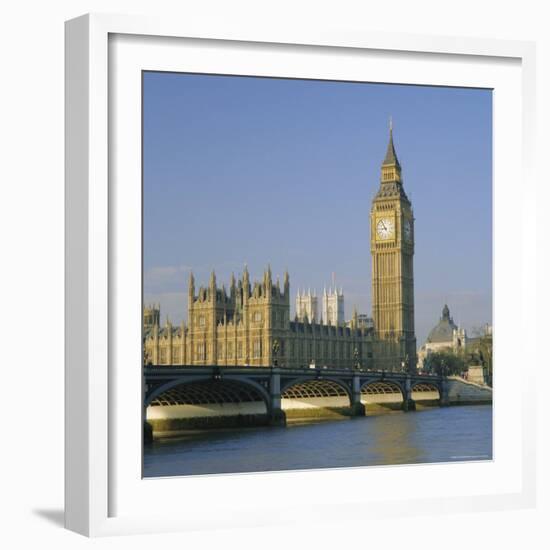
top-left (371, 122), bottom-right (417, 372)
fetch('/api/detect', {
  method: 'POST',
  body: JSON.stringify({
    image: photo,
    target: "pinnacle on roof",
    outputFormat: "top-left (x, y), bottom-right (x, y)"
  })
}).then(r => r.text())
top-left (382, 118), bottom-right (401, 168)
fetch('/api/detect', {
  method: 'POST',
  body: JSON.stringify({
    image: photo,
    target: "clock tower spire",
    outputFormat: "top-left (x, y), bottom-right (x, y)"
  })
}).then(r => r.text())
top-left (370, 121), bottom-right (417, 372)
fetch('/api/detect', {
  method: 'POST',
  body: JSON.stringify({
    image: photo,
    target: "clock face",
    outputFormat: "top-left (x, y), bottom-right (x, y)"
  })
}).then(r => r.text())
top-left (376, 218), bottom-right (395, 240)
top-left (404, 219), bottom-right (412, 241)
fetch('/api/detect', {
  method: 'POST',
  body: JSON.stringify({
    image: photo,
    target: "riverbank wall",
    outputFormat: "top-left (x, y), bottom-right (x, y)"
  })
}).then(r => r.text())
top-left (447, 376), bottom-right (493, 405)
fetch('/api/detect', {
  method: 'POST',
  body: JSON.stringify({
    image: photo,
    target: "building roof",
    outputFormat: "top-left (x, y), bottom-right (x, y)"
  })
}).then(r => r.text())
top-left (382, 127), bottom-right (401, 168)
top-left (426, 304), bottom-right (458, 344)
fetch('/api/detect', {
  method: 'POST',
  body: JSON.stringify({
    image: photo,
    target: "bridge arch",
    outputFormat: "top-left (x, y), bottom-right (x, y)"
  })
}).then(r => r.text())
top-left (361, 379), bottom-right (406, 397)
top-left (411, 381), bottom-right (441, 401)
top-left (280, 377), bottom-right (352, 402)
top-left (279, 378), bottom-right (353, 418)
top-left (145, 376), bottom-right (271, 410)
top-left (360, 379), bottom-right (406, 404)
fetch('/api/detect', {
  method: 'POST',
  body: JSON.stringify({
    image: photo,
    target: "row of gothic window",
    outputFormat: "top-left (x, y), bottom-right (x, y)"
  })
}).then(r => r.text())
top-left (192, 310), bottom-right (288, 327)
top-left (153, 339), bottom-right (364, 364)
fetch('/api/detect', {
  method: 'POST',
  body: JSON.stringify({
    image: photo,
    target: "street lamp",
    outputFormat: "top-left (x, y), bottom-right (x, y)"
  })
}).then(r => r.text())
top-left (272, 339), bottom-right (280, 367)
top-left (353, 347), bottom-right (360, 370)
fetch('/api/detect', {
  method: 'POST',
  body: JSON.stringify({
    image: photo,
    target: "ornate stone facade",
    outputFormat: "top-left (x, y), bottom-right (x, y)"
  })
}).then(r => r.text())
top-left (144, 267), bottom-right (373, 369)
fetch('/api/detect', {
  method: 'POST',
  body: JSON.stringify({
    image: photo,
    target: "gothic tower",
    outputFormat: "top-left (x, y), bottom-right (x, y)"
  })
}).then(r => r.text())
top-left (296, 289), bottom-right (318, 323)
top-left (370, 122), bottom-right (416, 372)
top-left (322, 287), bottom-right (344, 326)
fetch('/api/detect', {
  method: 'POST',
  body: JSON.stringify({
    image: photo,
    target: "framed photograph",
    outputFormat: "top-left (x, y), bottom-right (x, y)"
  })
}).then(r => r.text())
top-left (65, 13), bottom-right (536, 536)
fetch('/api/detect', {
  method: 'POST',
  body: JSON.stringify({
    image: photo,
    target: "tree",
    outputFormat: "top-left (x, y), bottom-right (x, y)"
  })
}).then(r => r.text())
top-left (471, 334), bottom-right (493, 386)
top-left (466, 325), bottom-right (493, 386)
top-left (423, 349), bottom-right (467, 376)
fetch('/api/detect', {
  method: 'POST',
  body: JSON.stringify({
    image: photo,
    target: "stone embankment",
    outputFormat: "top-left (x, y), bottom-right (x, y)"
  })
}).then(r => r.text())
top-left (446, 376), bottom-right (493, 405)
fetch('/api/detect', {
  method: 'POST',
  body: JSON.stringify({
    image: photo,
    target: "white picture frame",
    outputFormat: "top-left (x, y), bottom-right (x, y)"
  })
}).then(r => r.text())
top-left (65, 13), bottom-right (537, 537)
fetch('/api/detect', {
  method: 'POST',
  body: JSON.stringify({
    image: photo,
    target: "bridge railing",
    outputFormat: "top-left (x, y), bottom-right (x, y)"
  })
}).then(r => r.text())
top-left (143, 364), bottom-right (442, 379)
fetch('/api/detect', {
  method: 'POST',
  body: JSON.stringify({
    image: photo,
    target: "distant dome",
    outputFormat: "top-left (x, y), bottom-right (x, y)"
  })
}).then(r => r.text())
top-left (426, 304), bottom-right (457, 344)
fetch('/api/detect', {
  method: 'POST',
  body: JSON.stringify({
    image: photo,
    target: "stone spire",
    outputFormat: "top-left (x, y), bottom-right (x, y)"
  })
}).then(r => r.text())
top-left (242, 265), bottom-right (250, 301)
top-left (265, 264), bottom-right (272, 289)
top-left (383, 117), bottom-right (401, 168)
top-left (230, 272), bottom-right (236, 298)
top-left (188, 270), bottom-right (195, 298)
top-left (209, 270), bottom-right (217, 302)
top-left (378, 118), bottom-right (406, 196)
top-left (283, 269), bottom-right (289, 297)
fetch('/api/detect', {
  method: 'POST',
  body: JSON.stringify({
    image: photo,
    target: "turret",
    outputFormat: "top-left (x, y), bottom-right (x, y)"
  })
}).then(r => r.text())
top-left (264, 264), bottom-right (273, 295)
top-left (242, 265), bottom-right (250, 299)
top-left (283, 270), bottom-right (289, 297)
top-left (230, 272), bottom-right (236, 298)
top-left (188, 271), bottom-right (195, 299)
top-left (209, 270), bottom-right (217, 301)
top-left (143, 304), bottom-right (160, 330)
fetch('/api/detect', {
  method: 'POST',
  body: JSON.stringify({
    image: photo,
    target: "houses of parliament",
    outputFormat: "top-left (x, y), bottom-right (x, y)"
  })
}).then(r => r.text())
top-left (144, 124), bottom-right (417, 372)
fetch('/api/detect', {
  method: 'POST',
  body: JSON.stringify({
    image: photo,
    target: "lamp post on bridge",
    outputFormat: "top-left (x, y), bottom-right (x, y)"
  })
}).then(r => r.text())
top-left (272, 339), bottom-right (280, 367)
top-left (353, 347), bottom-right (361, 371)
top-left (351, 348), bottom-right (365, 416)
top-left (269, 339), bottom-right (286, 426)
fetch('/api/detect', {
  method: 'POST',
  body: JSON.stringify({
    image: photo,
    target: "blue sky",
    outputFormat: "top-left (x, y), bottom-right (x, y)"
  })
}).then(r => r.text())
top-left (143, 72), bottom-right (492, 344)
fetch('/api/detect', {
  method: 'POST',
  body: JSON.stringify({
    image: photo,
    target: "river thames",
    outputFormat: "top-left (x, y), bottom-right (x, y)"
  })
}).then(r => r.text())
top-left (143, 404), bottom-right (492, 477)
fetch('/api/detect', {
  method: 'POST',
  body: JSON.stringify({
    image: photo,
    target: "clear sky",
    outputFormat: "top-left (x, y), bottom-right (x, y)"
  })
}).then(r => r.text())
top-left (143, 71), bottom-right (492, 345)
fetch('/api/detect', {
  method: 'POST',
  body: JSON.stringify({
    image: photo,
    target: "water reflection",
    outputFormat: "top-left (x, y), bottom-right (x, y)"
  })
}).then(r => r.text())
top-left (367, 413), bottom-right (424, 465)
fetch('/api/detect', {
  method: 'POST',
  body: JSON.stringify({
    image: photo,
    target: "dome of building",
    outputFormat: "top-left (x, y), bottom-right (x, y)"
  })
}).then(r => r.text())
top-left (426, 304), bottom-right (458, 343)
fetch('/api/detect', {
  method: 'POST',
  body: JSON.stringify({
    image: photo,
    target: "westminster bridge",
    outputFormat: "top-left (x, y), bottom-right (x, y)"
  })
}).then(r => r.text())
top-left (144, 365), bottom-right (450, 428)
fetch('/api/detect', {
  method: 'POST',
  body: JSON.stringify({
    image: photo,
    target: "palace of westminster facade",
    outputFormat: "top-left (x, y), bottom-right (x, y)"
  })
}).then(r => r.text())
top-left (144, 125), bottom-right (417, 372)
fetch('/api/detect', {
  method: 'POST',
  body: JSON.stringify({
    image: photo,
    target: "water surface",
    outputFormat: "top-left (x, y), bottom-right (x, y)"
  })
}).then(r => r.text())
top-left (143, 405), bottom-right (492, 477)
